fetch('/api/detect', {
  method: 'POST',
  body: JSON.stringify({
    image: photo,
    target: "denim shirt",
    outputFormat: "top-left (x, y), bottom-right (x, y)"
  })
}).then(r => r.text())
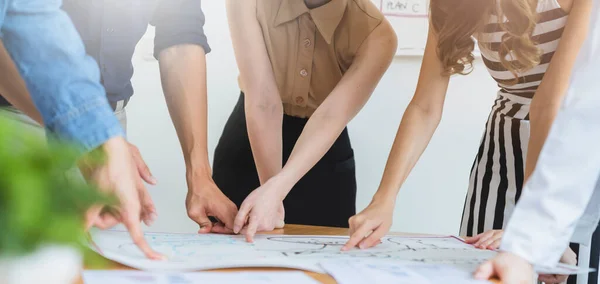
top-left (0, 0), bottom-right (123, 151)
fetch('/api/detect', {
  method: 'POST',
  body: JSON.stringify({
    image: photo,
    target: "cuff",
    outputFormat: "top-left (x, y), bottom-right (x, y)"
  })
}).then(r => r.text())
top-left (46, 98), bottom-right (125, 153)
top-left (153, 32), bottom-right (211, 59)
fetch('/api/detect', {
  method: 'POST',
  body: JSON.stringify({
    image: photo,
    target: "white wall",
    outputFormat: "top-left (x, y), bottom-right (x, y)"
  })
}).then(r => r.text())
top-left (128, 1), bottom-right (498, 235)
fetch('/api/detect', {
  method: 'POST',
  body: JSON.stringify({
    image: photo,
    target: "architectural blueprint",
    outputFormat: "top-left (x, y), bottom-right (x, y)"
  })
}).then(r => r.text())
top-left (90, 229), bottom-right (497, 272)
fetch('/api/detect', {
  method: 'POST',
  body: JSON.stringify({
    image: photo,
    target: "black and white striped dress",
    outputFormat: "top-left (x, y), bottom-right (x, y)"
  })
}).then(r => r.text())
top-left (460, 1), bottom-right (600, 283)
top-left (460, 0), bottom-right (568, 237)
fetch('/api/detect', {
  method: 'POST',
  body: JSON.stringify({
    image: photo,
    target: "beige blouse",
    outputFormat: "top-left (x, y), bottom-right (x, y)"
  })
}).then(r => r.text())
top-left (240, 0), bottom-right (384, 118)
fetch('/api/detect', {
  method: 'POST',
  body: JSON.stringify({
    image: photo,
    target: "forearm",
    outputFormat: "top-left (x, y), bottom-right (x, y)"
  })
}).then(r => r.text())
top-left (158, 44), bottom-right (211, 180)
top-left (270, 106), bottom-right (350, 198)
top-left (373, 103), bottom-right (441, 201)
top-left (245, 96), bottom-right (284, 185)
top-left (523, 101), bottom-right (561, 182)
top-left (522, 0), bottom-right (591, 183)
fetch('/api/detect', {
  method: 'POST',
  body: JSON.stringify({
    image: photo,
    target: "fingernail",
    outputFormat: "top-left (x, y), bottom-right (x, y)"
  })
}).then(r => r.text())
top-left (146, 213), bottom-right (157, 226)
top-left (359, 243), bottom-right (366, 249)
top-left (150, 176), bottom-right (158, 184)
top-left (341, 246), bottom-right (348, 251)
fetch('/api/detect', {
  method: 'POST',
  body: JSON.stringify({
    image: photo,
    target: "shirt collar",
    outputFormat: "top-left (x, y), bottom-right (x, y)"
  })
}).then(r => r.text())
top-left (274, 0), bottom-right (348, 44)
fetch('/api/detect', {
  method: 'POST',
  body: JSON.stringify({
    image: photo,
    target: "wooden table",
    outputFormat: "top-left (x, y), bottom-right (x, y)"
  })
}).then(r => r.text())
top-left (78, 225), bottom-right (499, 283)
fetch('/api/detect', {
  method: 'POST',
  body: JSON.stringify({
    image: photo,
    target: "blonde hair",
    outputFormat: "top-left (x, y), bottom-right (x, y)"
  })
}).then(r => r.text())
top-left (430, 0), bottom-right (542, 81)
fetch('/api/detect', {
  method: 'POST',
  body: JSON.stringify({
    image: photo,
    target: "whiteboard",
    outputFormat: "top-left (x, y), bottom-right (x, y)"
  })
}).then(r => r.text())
top-left (371, 0), bottom-right (430, 56)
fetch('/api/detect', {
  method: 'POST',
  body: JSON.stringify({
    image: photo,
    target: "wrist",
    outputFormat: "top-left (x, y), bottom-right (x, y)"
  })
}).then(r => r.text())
top-left (185, 167), bottom-right (214, 192)
top-left (265, 173), bottom-right (296, 200)
top-left (371, 190), bottom-right (397, 207)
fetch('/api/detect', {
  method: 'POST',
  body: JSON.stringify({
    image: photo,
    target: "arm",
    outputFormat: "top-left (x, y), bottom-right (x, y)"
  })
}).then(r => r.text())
top-left (475, 5), bottom-right (600, 280)
top-left (158, 46), bottom-right (210, 179)
top-left (0, 42), bottom-right (41, 123)
top-left (269, 20), bottom-right (398, 198)
top-left (152, 0), bottom-right (237, 232)
top-left (523, 0), bottom-right (592, 182)
top-left (343, 24), bottom-right (451, 249)
top-left (365, 25), bottom-right (450, 202)
top-left (1, 0), bottom-right (161, 259)
top-left (226, 0), bottom-right (284, 185)
top-left (1, 3), bottom-right (122, 150)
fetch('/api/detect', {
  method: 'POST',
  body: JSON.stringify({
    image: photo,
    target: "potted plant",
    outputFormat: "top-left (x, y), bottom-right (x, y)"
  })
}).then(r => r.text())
top-left (0, 117), bottom-right (111, 284)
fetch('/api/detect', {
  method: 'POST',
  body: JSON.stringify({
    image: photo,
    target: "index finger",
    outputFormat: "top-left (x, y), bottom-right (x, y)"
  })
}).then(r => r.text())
top-left (234, 203), bottom-right (251, 234)
top-left (123, 214), bottom-right (165, 260)
top-left (342, 224), bottom-right (372, 251)
top-left (244, 215), bottom-right (259, 243)
top-left (358, 226), bottom-right (386, 249)
top-left (464, 232), bottom-right (486, 244)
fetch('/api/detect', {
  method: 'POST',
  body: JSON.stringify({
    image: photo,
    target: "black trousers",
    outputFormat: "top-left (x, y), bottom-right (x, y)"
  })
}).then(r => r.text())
top-left (213, 93), bottom-right (357, 228)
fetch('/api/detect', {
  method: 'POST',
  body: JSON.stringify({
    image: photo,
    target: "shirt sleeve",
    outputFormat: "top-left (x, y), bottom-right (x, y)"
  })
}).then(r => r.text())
top-left (500, 3), bottom-right (600, 267)
top-left (1, 0), bottom-right (124, 152)
top-left (150, 0), bottom-right (211, 59)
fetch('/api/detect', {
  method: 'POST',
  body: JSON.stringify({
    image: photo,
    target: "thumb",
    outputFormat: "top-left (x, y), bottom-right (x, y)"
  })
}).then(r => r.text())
top-left (191, 210), bottom-right (213, 234)
top-left (85, 205), bottom-right (103, 230)
top-left (216, 203), bottom-right (238, 231)
top-left (474, 261), bottom-right (496, 280)
top-left (275, 219), bottom-right (285, 229)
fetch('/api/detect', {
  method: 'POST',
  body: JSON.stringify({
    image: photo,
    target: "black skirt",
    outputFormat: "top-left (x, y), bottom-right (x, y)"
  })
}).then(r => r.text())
top-left (212, 93), bottom-right (357, 228)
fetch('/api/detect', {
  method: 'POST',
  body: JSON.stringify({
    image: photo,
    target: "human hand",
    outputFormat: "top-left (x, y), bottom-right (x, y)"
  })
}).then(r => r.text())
top-left (465, 230), bottom-right (504, 250)
top-left (81, 137), bottom-right (163, 260)
top-left (474, 252), bottom-right (534, 283)
top-left (86, 142), bottom-right (158, 229)
top-left (342, 198), bottom-right (394, 251)
top-left (186, 171), bottom-right (238, 234)
top-left (233, 179), bottom-right (286, 242)
top-left (538, 247), bottom-right (577, 284)
top-left (127, 142), bottom-right (158, 225)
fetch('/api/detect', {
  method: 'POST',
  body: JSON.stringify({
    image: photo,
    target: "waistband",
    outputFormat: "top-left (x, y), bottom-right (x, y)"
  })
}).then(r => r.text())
top-left (492, 91), bottom-right (532, 120)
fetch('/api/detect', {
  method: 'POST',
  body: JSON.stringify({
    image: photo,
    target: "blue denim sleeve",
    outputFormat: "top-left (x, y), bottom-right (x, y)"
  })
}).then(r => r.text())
top-left (150, 0), bottom-right (211, 59)
top-left (0, 0), bottom-right (124, 151)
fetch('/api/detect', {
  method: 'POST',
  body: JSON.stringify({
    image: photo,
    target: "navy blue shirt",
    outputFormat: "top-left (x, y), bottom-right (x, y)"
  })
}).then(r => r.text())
top-left (0, 0), bottom-right (210, 106)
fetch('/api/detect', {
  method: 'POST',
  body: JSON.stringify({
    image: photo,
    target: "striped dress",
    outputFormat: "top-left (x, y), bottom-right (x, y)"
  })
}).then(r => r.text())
top-left (460, 0), bottom-right (568, 237)
top-left (461, 2), bottom-right (600, 283)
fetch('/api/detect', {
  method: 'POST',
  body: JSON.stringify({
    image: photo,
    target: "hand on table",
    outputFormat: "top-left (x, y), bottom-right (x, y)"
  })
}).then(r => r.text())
top-left (234, 180), bottom-right (286, 242)
top-left (470, 231), bottom-right (576, 283)
top-left (537, 247), bottom-right (577, 284)
top-left (81, 137), bottom-right (164, 260)
top-left (342, 198), bottom-right (394, 251)
top-left (474, 252), bottom-right (534, 283)
top-left (465, 230), bottom-right (504, 250)
top-left (186, 172), bottom-right (238, 234)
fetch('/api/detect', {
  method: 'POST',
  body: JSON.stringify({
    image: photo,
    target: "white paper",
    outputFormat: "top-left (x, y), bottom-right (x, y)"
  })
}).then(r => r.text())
top-left (320, 260), bottom-right (491, 284)
top-left (535, 263), bottom-right (595, 275)
top-left (82, 270), bottom-right (319, 284)
top-left (90, 229), bottom-right (499, 272)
